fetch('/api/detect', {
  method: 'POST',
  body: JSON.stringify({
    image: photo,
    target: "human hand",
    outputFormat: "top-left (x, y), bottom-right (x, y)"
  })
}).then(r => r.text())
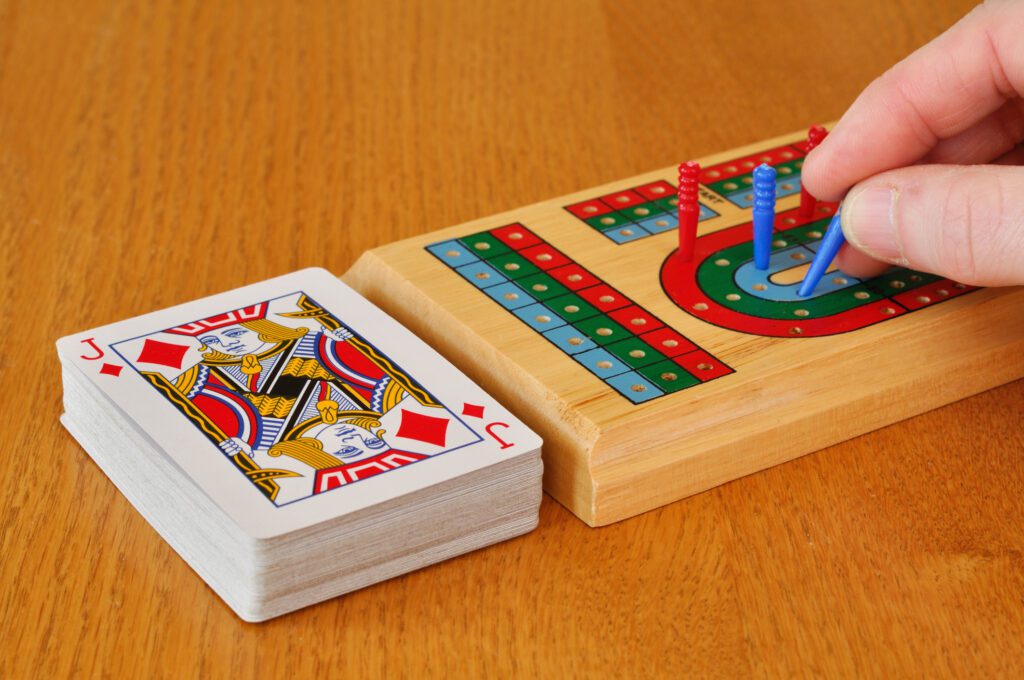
top-left (801, 0), bottom-right (1024, 286)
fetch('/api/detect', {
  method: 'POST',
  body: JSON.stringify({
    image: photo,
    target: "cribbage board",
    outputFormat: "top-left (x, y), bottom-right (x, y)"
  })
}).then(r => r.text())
top-left (344, 127), bottom-right (1024, 526)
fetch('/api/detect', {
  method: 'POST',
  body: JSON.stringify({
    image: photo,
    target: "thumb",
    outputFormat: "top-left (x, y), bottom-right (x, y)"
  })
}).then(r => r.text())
top-left (841, 165), bottom-right (1024, 286)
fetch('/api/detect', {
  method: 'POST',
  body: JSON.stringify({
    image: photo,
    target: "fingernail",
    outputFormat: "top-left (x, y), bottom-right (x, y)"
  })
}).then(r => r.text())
top-left (843, 186), bottom-right (904, 263)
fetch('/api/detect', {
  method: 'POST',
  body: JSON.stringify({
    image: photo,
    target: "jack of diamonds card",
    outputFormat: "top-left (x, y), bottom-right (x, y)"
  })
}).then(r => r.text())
top-left (58, 269), bottom-right (540, 530)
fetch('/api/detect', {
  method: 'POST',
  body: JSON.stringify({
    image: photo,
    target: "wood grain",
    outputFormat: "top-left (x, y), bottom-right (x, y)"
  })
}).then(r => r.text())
top-left (2, 0), bottom-right (1023, 676)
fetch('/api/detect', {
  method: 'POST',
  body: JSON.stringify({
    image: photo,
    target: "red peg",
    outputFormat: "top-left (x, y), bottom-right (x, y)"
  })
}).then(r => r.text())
top-left (799, 124), bottom-right (828, 219)
top-left (678, 161), bottom-right (700, 263)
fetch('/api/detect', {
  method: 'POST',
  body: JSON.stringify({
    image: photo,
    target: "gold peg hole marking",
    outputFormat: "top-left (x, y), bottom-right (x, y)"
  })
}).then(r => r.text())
top-left (854, 291), bottom-right (869, 300)
top-left (537, 253), bottom-right (553, 261)
top-left (795, 159), bottom-right (804, 167)
top-left (629, 349), bottom-right (646, 358)
top-left (808, 230), bottom-right (822, 238)
top-left (596, 360), bottom-right (613, 369)
top-left (743, 161), bottom-right (755, 168)
top-left (475, 272), bottom-right (490, 280)
top-left (503, 293), bottom-right (518, 301)
top-left (568, 337), bottom-right (584, 346)
top-left (794, 309), bottom-right (810, 317)
top-left (532, 284), bottom-right (547, 292)
top-left (833, 277), bottom-right (848, 285)
top-left (630, 318), bottom-right (646, 326)
top-left (789, 326), bottom-right (803, 335)
top-left (937, 289), bottom-right (949, 297)
top-left (596, 327), bottom-right (613, 336)
top-left (652, 186), bottom-right (665, 194)
top-left (445, 250), bottom-right (460, 258)
top-left (781, 184), bottom-right (794, 191)
top-left (782, 151), bottom-right (794, 159)
top-left (535, 315), bottom-right (551, 323)
top-left (882, 307), bottom-right (896, 315)
top-left (725, 165), bottom-right (737, 172)
top-left (697, 362), bottom-right (713, 371)
top-left (715, 258), bottom-right (730, 266)
top-left (779, 166), bottom-right (793, 175)
top-left (662, 339), bottom-right (678, 348)
top-left (753, 283), bottom-right (767, 291)
top-left (693, 302), bottom-right (709, 311)
top-left (726, 293), bottom-right (740, 301)
top-left (909, 274), bottom-right (921, 281)
top-left (953, 283), bottom-right (966, 289)
top-left (583, 206), bottom-right (597, 213)
top-left (631, 384), bottom-right (647, 393)
top-left (890, 280), bottom-right (905, 289)
top-left (916, 295), bottom-right (931, 304)
top-left (818, 206), bottom-right (830, 213)
top-left (474, 242), bottom-right (490, 250)
top-left (564, 304), bottom-right (579, 313)
top-left (655, 220), bottom-right (668, 227)
top-left (509, 232), bottom-right (523, 240)
top-left (600, 217), bottom-right (615, 225)
top-left (724, 182), bottom-right (738, 191)
top-left (504, 263), bottom-right (520, 271)
top-left (669, 198), bottom-right (678, 206)
top-left (707, 170), bottom-right (720, 178)
top-left (615, 196), bottom-right (629, 203)
top-left (784, 217), bottom-right (796, 224)
top-left (742, 177), bottom-right (753, 185)
top-left (634, 208), bottom-right (650, 216)
top-left (760, 156), bottom-right (772, 162)
top-left (620, 229), bottom-right (634, 236)
top-left (791, 252), bottom-right (806, 261)
top-left (661, 372), bottom-right (677, 382)
top-left (568, 274), bottom-right (583, 282)
top-left (744, 194), bottom-right (753, 201)
top-left (599, 295), bottom-right (615, 303)
top-left (773, 239), bottom-right (787, 247)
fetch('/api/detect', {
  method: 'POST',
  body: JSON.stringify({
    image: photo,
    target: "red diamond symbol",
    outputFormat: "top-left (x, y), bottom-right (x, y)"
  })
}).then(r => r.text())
top-left (395, 409), bottom-right (450, 447)
top-left (461, 402), bottom-right (485, 418)
top-left (99, 363), bottom-right (123, 377)
top-left (136, 338), bottom-right (190, 369)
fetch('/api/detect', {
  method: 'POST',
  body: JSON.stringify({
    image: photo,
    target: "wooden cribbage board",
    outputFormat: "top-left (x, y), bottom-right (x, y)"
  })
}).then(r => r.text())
top-left (344, 128), bottom-right (1024, 526)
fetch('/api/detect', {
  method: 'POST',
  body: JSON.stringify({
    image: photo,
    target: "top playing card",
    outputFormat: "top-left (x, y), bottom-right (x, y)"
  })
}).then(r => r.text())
top-left (57, 268), bottom-right (542, 538)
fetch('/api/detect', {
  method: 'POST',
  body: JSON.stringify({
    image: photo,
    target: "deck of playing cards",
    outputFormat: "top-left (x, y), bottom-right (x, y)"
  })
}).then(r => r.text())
top-left (57, 268), bottom-right (543, 621)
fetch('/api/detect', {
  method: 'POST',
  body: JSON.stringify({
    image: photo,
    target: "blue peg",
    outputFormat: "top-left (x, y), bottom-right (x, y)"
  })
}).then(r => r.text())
top-left (752, 164), bottom-right (777, 270)
top-left (798, 205), bottom-right (846, 297)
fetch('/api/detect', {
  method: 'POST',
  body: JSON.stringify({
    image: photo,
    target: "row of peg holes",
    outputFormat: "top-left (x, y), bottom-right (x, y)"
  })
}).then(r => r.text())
top-left (585, 196), bottom-right (679, 217)
top-left (454, 233), bottom-right (714, 392)
top-left (722, 174), bottom-right (799, 193)
top-left (704, 152), bottom-right (798, 179)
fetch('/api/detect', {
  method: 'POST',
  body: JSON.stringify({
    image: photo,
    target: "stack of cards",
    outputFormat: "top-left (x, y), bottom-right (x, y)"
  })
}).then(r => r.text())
top-left (57, 269), bottom-right (543, 621)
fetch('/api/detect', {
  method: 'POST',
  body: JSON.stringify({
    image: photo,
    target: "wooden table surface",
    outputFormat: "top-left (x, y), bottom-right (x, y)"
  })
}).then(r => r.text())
top-left (3, 1), bottom-right (1023, 677)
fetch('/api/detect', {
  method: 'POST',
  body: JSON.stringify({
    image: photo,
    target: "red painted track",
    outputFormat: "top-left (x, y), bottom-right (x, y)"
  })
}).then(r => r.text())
top-left (659, 204), bottom-right (977, 338)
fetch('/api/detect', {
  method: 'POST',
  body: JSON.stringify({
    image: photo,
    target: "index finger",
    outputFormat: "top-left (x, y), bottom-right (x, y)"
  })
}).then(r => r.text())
top-left (801, 1), bottom-right (1024, 201)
